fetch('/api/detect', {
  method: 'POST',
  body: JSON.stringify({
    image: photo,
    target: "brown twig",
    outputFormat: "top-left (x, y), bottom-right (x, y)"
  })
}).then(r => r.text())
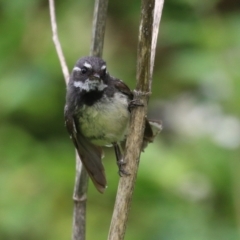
top-left (107, 0), bottom-right (165, 239)
top-left (72, 0), bottom-right (109, 239)
top-left (49, 0), bottom-right (109, 239)
top-left (72, 153), bottom-right (89, 240)
top-left (48, 1), bottom-right (91, 240)
top-left (49, 0), bottom-right (69, 84)
top-left (90, 0), bottom-right (109, 57)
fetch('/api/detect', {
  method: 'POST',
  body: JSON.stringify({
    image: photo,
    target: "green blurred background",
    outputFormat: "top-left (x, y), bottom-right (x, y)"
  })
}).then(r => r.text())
top-left (1, 0), bottom-right (240, 239)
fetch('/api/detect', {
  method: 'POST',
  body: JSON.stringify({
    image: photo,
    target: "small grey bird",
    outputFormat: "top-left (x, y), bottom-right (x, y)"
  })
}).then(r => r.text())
top-left (64, 56), bottom-right (162, 193)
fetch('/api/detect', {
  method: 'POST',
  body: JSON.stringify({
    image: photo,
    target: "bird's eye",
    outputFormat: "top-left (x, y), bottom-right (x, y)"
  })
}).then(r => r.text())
top-left (81, 67), bottom-right (88, 74)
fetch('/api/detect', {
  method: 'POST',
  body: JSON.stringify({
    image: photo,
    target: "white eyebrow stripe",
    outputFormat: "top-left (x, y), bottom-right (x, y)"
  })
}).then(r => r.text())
top-left (83, 62), bottom-right (92, 69)
top-left (101, 65), bottom-right (106, 70)
top-left (73, 66), bottom-right (81, 71)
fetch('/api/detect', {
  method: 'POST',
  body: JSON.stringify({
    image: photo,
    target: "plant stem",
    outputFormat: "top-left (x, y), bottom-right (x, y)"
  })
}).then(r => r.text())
top-left (107, 1), bottom-right (164, 239)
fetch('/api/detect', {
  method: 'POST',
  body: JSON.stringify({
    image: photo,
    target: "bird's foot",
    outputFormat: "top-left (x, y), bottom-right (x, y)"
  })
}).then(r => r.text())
top-left (128, 99), bottom-right (144, 111)
top-left (117, 158), bottom-right (130, 176)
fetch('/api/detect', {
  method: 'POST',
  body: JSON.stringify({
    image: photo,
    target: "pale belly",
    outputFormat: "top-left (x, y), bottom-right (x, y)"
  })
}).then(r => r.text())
top-left (78, 92), bottom-right (130, 146)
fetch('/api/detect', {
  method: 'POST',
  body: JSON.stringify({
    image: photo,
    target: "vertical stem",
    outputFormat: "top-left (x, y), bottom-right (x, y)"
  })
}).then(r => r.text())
top-left (49, 0), bottom-right (69, 83)
top-left (72, 0), bottom-right (109, 240)
top-left (108, 1), bottom-right (164, 240)
top-left (49, 0), bottom-right (109, 239)
top-left (90, 0), bottom-right (109, 57)
top-left (72, 154), bottom-right (89, 240)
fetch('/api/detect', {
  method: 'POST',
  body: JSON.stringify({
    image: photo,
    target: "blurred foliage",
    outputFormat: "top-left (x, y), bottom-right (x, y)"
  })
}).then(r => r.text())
top-left (0, 0), bottom-right (240, 239)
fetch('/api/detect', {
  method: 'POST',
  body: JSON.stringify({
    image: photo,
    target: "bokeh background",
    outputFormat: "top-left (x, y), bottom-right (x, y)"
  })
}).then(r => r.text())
top-left (1, 0), bottom-right (240, 239)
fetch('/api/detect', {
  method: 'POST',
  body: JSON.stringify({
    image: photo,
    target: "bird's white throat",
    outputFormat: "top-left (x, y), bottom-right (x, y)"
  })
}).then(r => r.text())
top-left (73, 79), bottom-right (107, 92)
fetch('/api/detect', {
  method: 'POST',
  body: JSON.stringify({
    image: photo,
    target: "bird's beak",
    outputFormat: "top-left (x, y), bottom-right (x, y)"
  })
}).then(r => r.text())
top-left (90, 73), bottom-right (100, 80)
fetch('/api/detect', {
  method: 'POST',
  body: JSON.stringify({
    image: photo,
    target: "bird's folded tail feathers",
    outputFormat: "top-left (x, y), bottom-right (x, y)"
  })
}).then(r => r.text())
top-left (142, 119), bottom-right (162, 151)
top-left (75, 133), bottom-right (107, 193)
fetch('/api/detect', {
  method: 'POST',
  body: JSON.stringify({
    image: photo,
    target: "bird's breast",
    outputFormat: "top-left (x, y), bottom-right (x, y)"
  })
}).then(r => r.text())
top-left (77, 92), bottom-right (130, 146)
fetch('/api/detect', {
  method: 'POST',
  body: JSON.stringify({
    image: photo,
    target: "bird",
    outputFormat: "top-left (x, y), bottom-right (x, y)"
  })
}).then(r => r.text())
top-left (64, 56), bottom-right (162, 193)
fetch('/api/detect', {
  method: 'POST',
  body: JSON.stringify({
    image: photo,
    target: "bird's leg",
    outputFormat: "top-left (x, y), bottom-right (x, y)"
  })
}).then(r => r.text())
top-left (128, 99), bottom-right (144, 111)
top-left (113, 143), bottom-right (130, 176)
top-left (128, 90), bottom-right (151, 111)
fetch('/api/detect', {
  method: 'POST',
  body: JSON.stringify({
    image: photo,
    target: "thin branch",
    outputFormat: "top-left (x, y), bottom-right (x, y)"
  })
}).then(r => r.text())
top-left (48, 1), bottom-right (89, 240)
top-left (49, 0), bottom-right (109, 239)
top-left (49, 0), bottom-right (69, 84)
top-left (72, 0), bottom-right (109, 239)
top-left (90, 0), bottom-right (109, 57)
top-left (150, 0), bottom-right (164, 81)
top-left (72, 153), bottom-right (89, 240)
top-left (108, 1), bottom-right (165, 240)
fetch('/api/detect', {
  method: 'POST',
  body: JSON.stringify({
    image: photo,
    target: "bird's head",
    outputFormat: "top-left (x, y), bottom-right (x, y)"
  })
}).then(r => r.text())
top-left (70, 56), bottom-right (108, 92)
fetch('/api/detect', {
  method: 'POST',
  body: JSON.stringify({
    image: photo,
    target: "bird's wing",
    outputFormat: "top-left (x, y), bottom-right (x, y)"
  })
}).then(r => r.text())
top-left (111, 77), bottom-right (134, 100)
top-left (111, 77), bottom-right (162, 151)
top-left (64, 105), bottom-right (107, 193)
